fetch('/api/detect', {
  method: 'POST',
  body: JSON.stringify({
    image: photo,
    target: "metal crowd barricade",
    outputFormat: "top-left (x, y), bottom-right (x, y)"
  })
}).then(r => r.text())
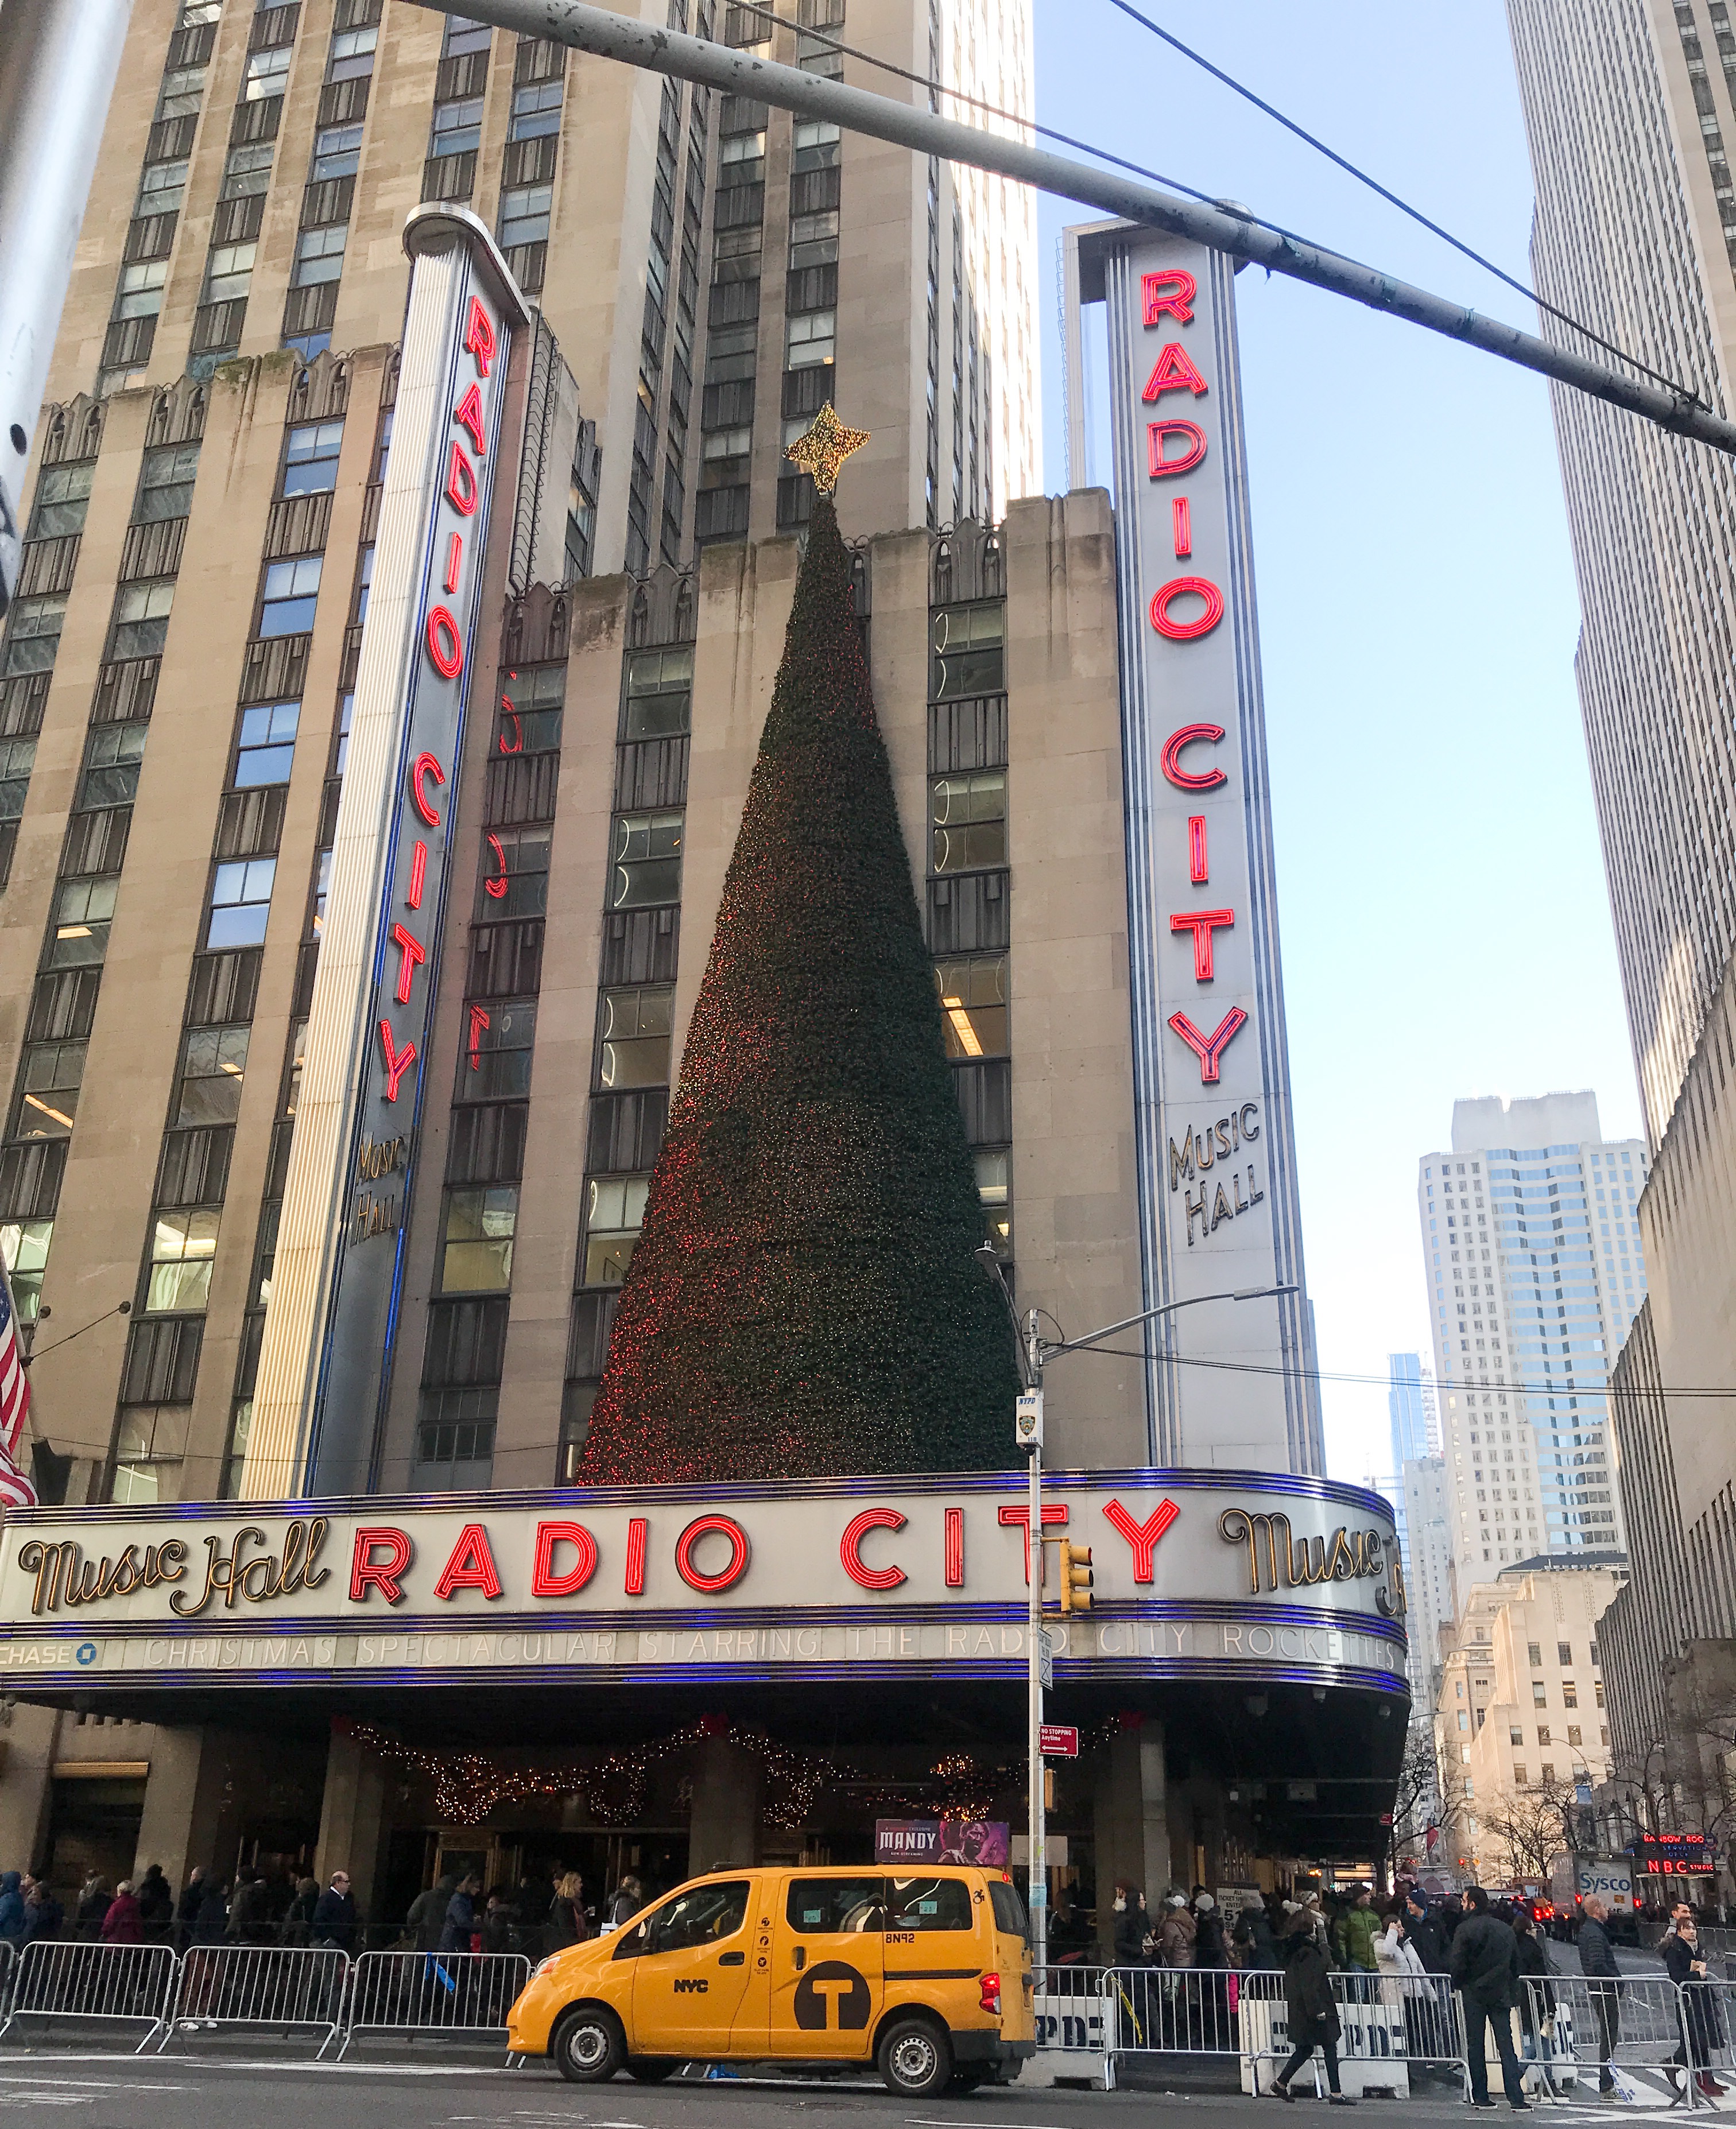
top-left (162, 1943), bottom-right (350, 2055)
top-left (1526, 1973), bottom-right (1690, 2104)
top-left (1106, 1964), bottom-right (1243, 2066)
top-left (1030, 1965), bottom-right (1113, 2087)
top-left (0, 1939), bottom-right (180, 2052)
top-left (1678, 1980), bottom-right (1736, 2109)
top-left (0, 1940), bottom-right (13, 2019)
top-left (339, 1949), bottom-right (532, 2060)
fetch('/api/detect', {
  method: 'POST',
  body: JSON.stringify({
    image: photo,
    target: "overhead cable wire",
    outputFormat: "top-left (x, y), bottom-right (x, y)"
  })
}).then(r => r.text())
top-left (734, 0), bottom-right (1706, 411)
top-left (1097, 0), bottom-right (1706, 405)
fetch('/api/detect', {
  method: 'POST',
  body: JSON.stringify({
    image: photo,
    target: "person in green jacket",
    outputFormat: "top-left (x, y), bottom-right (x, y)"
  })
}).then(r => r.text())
top-left (1334, 1886), bottom-right (1381, 1998)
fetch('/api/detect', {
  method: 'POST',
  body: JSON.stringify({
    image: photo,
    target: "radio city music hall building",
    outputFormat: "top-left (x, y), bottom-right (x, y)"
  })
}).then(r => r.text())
top-left (0, 0), bottom-right (1403, 1933)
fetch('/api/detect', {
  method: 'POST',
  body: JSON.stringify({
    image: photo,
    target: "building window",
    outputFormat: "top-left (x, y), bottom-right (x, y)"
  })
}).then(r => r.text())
top-left (458, 999), bottom-right (537, 1102)
top-left (499, 183), bottom-right (552, 248)
top-left (282, 420), bottom-right (344, 495)
top-left (1509, 1726), bottom-right (1524, 1746)
top-left (1527, 1640), bottom-right (1542, 1666)
top-left (609, 811), bottom-right (683, 909)
top-left (220, 142), bottom-right (273, 201)
top-left (1567, 1724), bottom-right (1583, 1747)
top-left (0, 1220), bottom-right (52, 1323)
top-left (935, 955), bottom-right (1008, 1058)
top-left (312, 122), bottom-right (362, 181)
top-left (431, 96), bottom-right (485, 157)
top-left (931, 602), bottom-right (1005, 699)
top-left (931, 770), bottom-right (1006, 873)
top-left (1563, 1681), bottom-right (1578, 1708)
top-left (596, 986), bottom-right (673, 1090)
top-left (30, 461), bottom-right (95, 539)
top-left (115, 259), bottom-right (169, 321)
top-left (479, 826), bottom-right (549, 921)
top-left (259, 556), bottom-right (321, 636)
top-left (1537, 1724), bottom-right (1551, 1746)
top-left (499, 662), bottom-right (565, 753)
top-left (206, 859), bottom-right (275, 949)
top-left (326, 26), bottom-right (378, 81)
top-left (145, 1208), bottom-right (220, 1313)
top-left (1595, 1680), bottom-right (1605, 1708)
top-left (583, 1175), bottom-right (649, 1285)
top-left (234, 701), bottom-right (299, 787)
top-left (509, 78), bottom-right (563, 138)
top-left (2, 595), bottom-right (68, 677)
top-left (290, 224), bottom-right (347, 288)
top-left (175, 1024), bottom-right (249, 1127)
top-left (786, 308), bottom-right (835, 369)
top-left (112, 579), bottom-right (176, 660)
top-left (110, 1407), bottom-right (184, 1505)
top-left (12, 1042), bottom-right (86, 1139)
top-left (1513, 1763), bottom-right (1526, 1786)
top-left (243, 44), bottom-right (292, 100)
top-left (412, 1387), bottom-right (496, 1490)
top-left (79, 720), bottom-right (149, 809)
top-left (440, 1185), bottom-right (518, 1292)
top-left (203, 242), bottom-right (257, 307)
top-left (1532, 1680), bottom-right (1548, 1708)
top-left (49, 878), bottom-right (117, 968)
top-left (137, 443), bottom-right (201, 522)
top-left (622, 647), bottom-right (693, 739)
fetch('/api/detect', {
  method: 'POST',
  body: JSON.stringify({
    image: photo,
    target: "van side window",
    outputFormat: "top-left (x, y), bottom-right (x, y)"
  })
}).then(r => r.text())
top-left (785, 1876), bottom-right (886, 1933)
top-left (886, 1875), bottom-right (973, 1932)
top-left (613, 1880), bottom-right (749, 1960)
top-left (988, 1880), bottom-right (1029, 1940)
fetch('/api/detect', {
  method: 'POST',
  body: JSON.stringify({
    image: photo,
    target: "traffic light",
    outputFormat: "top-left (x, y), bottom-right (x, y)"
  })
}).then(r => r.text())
top-left (1058, 1541), bottom-right (1093, 1614)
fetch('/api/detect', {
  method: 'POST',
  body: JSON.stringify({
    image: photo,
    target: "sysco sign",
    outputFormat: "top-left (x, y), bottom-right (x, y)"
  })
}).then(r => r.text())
top-left (242, 210), bottom-right (528, 1500)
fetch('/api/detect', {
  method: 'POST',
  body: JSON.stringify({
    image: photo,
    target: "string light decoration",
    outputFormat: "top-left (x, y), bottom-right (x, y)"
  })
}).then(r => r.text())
top-left (784, 402), bottom-right (870, 493)
top-left (575, 487), bottom-right (1021, 1483)
top-left (346, 1717), bottom-right (1017, 1831)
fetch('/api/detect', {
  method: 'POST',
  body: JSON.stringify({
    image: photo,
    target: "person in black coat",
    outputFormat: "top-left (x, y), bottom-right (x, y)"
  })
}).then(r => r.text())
top-left (1403, 1891), bottom-right (1447, 1974)
top-left (1270, 1910), bottom-right (1353, 2103)
top-left (1233, 1899), bottom-right (1280, 1970)
top-left (191, 1879), bottom-right (230, 1946)
top-left (310, 1871), bottom-right (358, 1952)
top-left (135, 1866), bottom-right (173, 1938)
top-left (1448, 1887), bottom-right (1528, 2110)
top-left (173, 1867), bottom-right (205, 1952)
top-left (1664, 1919), bottom-right (1728, 2100)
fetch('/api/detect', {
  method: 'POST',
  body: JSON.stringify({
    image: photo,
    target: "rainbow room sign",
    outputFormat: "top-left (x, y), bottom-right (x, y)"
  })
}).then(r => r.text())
top-left (241, 210), bottom-right (528, 1502)
top-left (1093, 225), bottom-right (1318, 1475)
top-left (0, 1472), bottom-right (1405, 1692)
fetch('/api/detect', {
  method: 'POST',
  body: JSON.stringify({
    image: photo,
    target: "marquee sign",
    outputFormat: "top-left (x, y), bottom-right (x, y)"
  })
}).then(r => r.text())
top-left (243, 210), bottom-right (528, 1501)
top-left (1082, 221), bottom-right (1320, 1475)
top-left (0, 1471), bottom-right (1405, 1694)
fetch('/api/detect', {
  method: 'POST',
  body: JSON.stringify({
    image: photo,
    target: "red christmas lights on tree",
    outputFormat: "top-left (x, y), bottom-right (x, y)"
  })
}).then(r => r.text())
top-left (576, 490), bottom-right (1020, 1482)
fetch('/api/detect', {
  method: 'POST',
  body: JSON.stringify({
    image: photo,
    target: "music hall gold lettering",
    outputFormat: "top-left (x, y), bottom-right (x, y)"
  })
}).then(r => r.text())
top-left (18, 1537), bottom-right (189, 1617)
top-left (168, 1518), bottom-right (331, 1619)
top-left (1218, 1509), bottom-right (1388, 1596)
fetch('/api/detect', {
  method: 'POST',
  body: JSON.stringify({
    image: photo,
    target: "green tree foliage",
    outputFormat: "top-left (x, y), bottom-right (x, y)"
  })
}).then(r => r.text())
top-left (577, 497), bottom-right (1020, 1481)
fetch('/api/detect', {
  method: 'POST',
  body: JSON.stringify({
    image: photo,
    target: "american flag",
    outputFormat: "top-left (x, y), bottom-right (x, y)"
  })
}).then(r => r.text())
top-left (0, 1254), bottom-right (36, 1512)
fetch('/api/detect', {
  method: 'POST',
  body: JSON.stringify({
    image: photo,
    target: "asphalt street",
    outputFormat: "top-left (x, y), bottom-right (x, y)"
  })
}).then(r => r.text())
top-left (0, 2050), bottom-right (1697, 2129)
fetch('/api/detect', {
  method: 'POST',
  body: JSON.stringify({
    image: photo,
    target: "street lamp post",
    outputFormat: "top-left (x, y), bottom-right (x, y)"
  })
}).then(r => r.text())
top-left (979, 1246), bottom-right (1297, 1972)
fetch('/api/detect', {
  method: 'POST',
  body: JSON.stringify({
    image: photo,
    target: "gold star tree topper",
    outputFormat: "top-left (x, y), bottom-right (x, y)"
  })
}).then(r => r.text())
top-left (785, 402), bottom-right (870, 493)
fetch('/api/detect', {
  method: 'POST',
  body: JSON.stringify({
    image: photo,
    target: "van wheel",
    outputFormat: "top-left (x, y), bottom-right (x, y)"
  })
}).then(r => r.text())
top-left (879, 2018), bottom-right (952, 2097)
top-left (552, 2006), bottom-right (625, 2083)
top-left (627, 2058), bottom-right (680, 2083)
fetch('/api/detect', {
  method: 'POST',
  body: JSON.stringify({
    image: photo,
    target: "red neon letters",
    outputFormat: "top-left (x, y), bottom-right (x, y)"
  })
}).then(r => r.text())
top-left (483, 831), bottom-right (509, 899)
top-left (390, 922), bottom-right (427, 1004)
top-left (433, 1523), bottom-right (503, 1600)
top-left (840, 1507), bottom-right (908, 1591)
top-left (1142, 267), bottom-right (1196, 325)
top-left (1150, 576), bottom-right (1224, 641)
top-left (464, 296), bottom-right (496, 378)
top-left (1148, 418), bottom-right (1208, 479)
top-left (1167, 1007), bottom-right (1249, 1086)
top-left (944, 1506), bottom-right (964, 1588)
top-left (1160, 723), bottom-right (1226, 791)
top-left (1188, 815), bottom-right (1208, 884)
top-left (410, 752), bottom-right (446, 826)
top-left (445, 440), bottom-right (477, 515)
top-left (998, 1502), bottom-right (1070, 1583)
top-left (407, 840), bottom-right (427, 911)
top-left (1142, 342), bottom-right (1208, 401)
top-left (532, 1521), bottom-right (598, 1599)
top-left (377, 1018), bottom-right (417, 1102)
top-left (1172, 496), bottom-right (1192, 559)
top-left (350, 1527), bottom-right (413, 1604)
top-left (1170, 908), bottom-right (1235, 981)
top-left (624, 1516), bottom-right (649, 1596)
top-left (453, 381), bottom-right (486, 456)
top-left (444, 532), bottom-right (463, 594)
top-left (1103, 1497), bottom-right (1181, 1583)
top-left (675, 1514), bottom-right (750, 1594)
top-left (425, 605), bottom-right (463, 679)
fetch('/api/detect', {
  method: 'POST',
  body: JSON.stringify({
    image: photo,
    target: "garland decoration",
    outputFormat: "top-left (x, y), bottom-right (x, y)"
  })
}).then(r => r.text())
top-left (574, 479), bottom-right (1021, 1483)
top-left (347, 1717), bottom-right (1017, 1832)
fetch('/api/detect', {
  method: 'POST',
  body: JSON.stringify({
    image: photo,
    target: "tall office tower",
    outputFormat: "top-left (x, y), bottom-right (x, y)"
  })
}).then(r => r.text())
top-left (1388, 1349), bottom-right (1436, 1469)
top-left (35, 0), bottom-right (1038, 592)
top-left (1417, 1093), bottom-right (1646, 1590)
top-left (1402, 1453), bottom-right (1457, 1707)
top-left (1508, 0), bottom-right (1736, 1143)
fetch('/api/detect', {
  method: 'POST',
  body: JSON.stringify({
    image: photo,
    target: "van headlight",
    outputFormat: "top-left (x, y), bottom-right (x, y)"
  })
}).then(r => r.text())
top-left (532, 1956), bottom-right (559, 1979)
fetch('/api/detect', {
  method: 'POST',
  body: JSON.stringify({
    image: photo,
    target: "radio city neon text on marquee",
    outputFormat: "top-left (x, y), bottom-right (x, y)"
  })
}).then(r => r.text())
top-left (353, 291), bottom-right (501, 1247)
top-left (1141, 269), bottom-right (1264, 1248)
top-left (12, 1492), bottom-right (1396, 1620)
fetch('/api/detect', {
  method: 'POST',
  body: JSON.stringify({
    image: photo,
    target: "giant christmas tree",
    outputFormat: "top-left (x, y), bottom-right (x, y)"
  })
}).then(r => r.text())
top-left (576, 421), bottom-right (1021, 1482)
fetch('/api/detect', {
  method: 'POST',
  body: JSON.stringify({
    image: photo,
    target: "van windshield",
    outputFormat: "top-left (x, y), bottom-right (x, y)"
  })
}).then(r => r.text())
top-left (611, 1879), bottom-right (750, 1960)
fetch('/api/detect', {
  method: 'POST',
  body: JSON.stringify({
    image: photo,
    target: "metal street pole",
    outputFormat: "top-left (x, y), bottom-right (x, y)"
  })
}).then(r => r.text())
top-left (413, 0), bottom-right (1736, 460)
top-left (0, 0), bottom-right (132, 616)
top-left (1003, 1275), bottom-right (1297, 1974)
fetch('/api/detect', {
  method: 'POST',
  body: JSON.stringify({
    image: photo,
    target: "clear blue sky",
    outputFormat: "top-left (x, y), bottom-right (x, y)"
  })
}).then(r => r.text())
top-left (1030, 0), bottom-right (1643, 1480)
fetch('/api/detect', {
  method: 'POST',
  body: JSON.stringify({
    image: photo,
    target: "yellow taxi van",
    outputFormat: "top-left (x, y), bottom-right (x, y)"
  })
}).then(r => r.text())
top-left (506, 1864), bottom-right (1035, 2094)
